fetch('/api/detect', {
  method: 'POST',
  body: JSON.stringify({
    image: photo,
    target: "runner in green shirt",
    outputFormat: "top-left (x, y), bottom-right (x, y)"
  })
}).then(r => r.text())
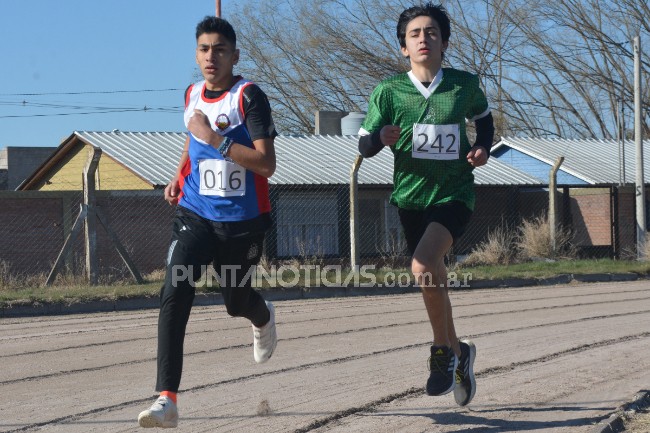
top-left (359, 3), bottom-right (494, 406)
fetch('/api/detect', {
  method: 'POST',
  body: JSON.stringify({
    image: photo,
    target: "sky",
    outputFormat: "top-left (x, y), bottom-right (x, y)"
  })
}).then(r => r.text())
top-left (0, 0), bottom-right (241, 148)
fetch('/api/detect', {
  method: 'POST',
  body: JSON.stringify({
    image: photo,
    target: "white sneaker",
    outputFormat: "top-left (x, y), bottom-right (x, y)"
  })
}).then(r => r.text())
top-left (253, 301), bottom-right (277, 363)
top-left (138, 396), bottom-right (178, 428)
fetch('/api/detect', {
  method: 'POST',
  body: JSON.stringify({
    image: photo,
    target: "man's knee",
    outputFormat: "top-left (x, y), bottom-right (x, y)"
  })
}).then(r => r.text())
top-left (411, 260), bottom-right (444, 287)
top-left (224, 299), bottom-right (249, 317)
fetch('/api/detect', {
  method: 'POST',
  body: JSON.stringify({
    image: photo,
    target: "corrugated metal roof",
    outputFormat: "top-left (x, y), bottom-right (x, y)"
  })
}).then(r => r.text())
top-left (74, 131), bottom-right (542, 187)
top-left (75, 131), bottom-right (183, 187)
top-left (494, 137), bottom-right (650, 184)
top-left (273, 135), bottom-right (394, 185)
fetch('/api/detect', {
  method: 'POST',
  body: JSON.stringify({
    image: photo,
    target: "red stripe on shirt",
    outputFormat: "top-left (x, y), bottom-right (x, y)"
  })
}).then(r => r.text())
top-left (239, 81), bottom-right (254, 119)
top-left (177, 158), bottom-right (192, 201)
top-left (253, 173), bottom-right (271, 214)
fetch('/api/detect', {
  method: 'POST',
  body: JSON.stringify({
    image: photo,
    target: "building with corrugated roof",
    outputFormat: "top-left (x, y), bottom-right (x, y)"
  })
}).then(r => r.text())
top-left (19, 131), bottom-right (543, 190)
top-left (10, 130), bottom-right (643, 274)
top-left (16, 131), bottom-right (546, 260)
top-left (492, 137), bottom-right (650, 185)
top-left (492, 136), bottom-right (649, 257)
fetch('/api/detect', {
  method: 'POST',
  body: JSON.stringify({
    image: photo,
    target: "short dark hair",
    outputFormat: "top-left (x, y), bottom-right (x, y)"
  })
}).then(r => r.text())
top-left (397, 3), bottom-right (450, 48)
top-left (195, 16), bottom-right (237, 47)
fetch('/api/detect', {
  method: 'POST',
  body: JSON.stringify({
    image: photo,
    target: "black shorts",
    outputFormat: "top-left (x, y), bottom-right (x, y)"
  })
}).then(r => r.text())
top-left (398, 201), bottom-right (473, 255)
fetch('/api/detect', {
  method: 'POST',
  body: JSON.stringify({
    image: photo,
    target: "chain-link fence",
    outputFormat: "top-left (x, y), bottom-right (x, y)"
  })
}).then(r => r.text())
top-left (0, 161), bottom-right (647, 285)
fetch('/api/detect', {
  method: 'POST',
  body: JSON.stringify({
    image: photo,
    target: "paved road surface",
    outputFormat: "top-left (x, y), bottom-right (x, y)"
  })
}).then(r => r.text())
top-left (1, 280), bottom-right (649, 432)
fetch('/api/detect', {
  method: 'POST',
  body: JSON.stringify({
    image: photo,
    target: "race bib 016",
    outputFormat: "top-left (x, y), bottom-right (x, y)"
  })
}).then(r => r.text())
top-left (412, 123), bottom-right (460, 160)
top-left (198, 159), bottom-right (246, 197)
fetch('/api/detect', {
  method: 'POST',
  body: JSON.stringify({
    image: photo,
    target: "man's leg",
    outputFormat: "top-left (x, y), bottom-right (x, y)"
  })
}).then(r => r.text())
top-left (156, 215), bottom-right (213, 393)
top-left (412, 222), bottom-right (458, 396)
top-left (412, 222), bottom-right (457, 349)
top-left (139, 212), bottom-right (213, 428)
top-left (215, 234), bottom-right (276, 363)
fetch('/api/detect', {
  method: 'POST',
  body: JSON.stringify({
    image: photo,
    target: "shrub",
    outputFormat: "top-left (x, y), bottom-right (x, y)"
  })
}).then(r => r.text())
top-left (516, 215), bottom-right (576, 260)
top-left (464, 225), bottom-right (517, 266)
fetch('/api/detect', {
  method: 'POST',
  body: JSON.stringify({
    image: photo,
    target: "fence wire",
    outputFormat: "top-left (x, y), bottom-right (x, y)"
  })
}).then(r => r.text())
top-left (0, 157), bottom-right (646, 285)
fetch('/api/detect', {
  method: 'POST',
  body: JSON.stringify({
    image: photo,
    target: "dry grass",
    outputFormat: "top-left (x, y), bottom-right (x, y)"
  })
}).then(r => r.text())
top-left (516, 215), bottom-right (576, 260)
top-left (623, 408), bottom-right (650, 433)
top-left (0, 261), bottom-right (166, 294)
top-left (376, 231), bottom-right (407, 270)
top-left (143, 268), bottom-right (166, 282)
top-left (463, 215), bottom-right (578, 266)
top-left (463, 225), bottom-right (517, 266)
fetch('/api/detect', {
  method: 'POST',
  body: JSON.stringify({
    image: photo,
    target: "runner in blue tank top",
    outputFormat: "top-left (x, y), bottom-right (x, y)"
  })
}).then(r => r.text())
top-left (138, 16), bottom-right (278, 429)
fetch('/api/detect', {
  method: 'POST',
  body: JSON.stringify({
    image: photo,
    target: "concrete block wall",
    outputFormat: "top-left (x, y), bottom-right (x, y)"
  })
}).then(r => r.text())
top-left (1, 147), bottom-right (56, 190)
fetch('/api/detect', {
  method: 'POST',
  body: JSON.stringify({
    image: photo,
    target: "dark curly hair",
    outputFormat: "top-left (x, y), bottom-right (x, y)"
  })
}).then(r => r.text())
top-left (397, 3), bottom-right (450, 49)
top-left (195, 16), bottom-right (236, 47)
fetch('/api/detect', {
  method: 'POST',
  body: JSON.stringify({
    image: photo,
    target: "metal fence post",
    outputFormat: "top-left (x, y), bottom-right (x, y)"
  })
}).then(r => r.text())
top-left (550, 156), bottom-right (564, 255)
top-left (350, 155), bottom-right (363, 270)
top-left (84, 147), bottom-right (102, 285)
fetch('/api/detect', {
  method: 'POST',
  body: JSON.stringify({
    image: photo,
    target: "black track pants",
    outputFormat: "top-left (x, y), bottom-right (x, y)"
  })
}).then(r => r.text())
top-left (155, 209), bottom-right (270, 392)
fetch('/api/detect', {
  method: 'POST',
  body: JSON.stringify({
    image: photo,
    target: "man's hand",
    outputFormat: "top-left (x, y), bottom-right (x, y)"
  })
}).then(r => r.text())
top-left (164, 176), bottom-right (180, 206)
top-left (466, 145), bottom-right (488, 167)
top-left (380, 125), bottom-right (401, 146)
top-left (187, 109), bottom-right (220, 146)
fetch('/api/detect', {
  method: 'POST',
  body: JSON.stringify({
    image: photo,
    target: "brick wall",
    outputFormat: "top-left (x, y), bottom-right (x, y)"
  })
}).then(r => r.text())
top-left (568, 188), bottom-right (611, 246)
top-left (0, 186), bottom-right (646, 281)
top-left (0, 190), bottom-right (174, 279)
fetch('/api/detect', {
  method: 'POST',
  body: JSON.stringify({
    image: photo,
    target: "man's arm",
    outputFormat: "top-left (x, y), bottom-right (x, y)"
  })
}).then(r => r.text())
top-left (187, 111), bottom-right (276, 177)
top-left (225, 136), bottom-right (275, 178)
top-left (358, 125), bottom-right (402, 157)
top-left (466, 112), bottom-right (495, 167)
top-left (164, 136), bottom-right (190, 206)
top-left (358, 130), bottom-right (383, 158)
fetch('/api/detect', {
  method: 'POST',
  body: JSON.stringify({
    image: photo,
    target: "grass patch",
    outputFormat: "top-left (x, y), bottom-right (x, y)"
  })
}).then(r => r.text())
top-left (0, 282), bottom-right (163, 306)
top-left (460, 259), bottom-right (650, 280)
top-left (1, 259), bottom-right (649, 308)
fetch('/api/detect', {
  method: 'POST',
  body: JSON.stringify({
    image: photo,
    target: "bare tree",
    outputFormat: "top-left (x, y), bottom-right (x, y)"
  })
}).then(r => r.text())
top-left (230, 0), bottom-right (649, 139)
top-left (230, 0), bottom-right (410, 133)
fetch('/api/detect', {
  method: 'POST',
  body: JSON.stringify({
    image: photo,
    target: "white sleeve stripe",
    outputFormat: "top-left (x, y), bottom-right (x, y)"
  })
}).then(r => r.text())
top-left (358, 127), bottom-right (371, 136)
top-left (468, 108), bottom-right (491, 122)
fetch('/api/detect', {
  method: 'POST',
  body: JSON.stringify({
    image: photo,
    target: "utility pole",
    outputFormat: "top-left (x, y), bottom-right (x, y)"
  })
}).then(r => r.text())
top-left (633, 36), bottom-right (647, 259)
top-left (617, 100), bottom-right (625, 185)
top-left (215, 0), bottom-right (221, 17)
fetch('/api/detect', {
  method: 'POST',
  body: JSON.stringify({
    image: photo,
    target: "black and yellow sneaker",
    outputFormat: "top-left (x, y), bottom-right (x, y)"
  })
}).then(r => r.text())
top-left (454, 339), bottom-right (476, 406)
top-left (426, 345), bottom-right (458, 396)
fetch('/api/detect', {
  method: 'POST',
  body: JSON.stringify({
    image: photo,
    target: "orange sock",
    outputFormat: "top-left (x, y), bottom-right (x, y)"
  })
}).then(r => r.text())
top-left (160, 391), bottom-right (177, 404)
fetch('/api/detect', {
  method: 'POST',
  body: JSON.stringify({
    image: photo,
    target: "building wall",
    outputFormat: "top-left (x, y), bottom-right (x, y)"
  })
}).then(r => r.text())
top-left (0, 191), bottom-right (66, 275)
top-left (0, 186), bottom-right (645, 280)
top-left (616, 187), bottom-right (636, 256)
top-left (0, 147), bottom-right (56, 190)
top-left (0, 190), bottom-right (172, 278)
top-left (492, 147), bottom-right (587, 185)
top-left (568, 188), bottom-right (611, 246)
top-left (454, 186), bottom-right (549, 255)
top-left (274, 190), bottom-right (340, 256)
top-left (35, 143), bottom-right (151, 191)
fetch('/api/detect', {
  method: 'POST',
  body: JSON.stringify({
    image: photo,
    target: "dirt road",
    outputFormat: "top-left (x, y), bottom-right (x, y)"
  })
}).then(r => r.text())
top-left (1, 280), bottom-right (649, 432)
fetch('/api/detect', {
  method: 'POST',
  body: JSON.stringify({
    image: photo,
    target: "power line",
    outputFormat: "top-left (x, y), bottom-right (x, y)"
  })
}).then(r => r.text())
top-left (0, 107), bottom-right (180, 119)
top-left (0, 100), bottom-right (182, 110)
top-left (0, 88), bottom-right (183, 97)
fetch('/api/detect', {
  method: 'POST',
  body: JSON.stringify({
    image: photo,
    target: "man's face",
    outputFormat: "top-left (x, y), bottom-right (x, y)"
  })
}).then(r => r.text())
top-left (195, 32), bottom-right (239, 89)
top-left (400, 15), bottom-right (447, 67)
